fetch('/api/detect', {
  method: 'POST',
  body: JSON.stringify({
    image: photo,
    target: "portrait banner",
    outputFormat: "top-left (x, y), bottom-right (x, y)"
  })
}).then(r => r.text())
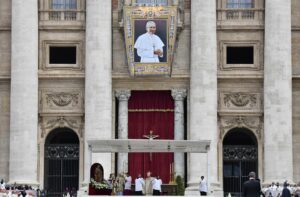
top-left (123, 6), bottom-right (177, 76)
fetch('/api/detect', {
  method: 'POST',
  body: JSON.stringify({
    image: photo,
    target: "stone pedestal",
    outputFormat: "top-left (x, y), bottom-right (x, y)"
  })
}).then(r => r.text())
top-left (189, 0), bottom-right (221, 195)
top-left (9, 0), bottom-right (38, 185)
top-left (84, 0), bottom-right (112, 184)
top-left (264, 0), bottom-right (293, 184)
top-left (172, 89), bottom-right (186, 178)
top-left (115, 90), bottom-right (131, 173)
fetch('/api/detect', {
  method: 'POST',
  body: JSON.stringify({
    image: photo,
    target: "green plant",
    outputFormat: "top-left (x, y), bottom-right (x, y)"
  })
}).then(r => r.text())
top-left (176, 175), bottom-right (185, 196)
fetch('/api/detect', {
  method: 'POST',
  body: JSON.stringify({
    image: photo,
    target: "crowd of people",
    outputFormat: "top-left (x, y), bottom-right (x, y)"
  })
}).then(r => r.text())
top-left (0, 179), bottom-right (46, 197)
top-left (242, 172), bottom-right (300, 197)
top-left (262, 182), bottom-right (300, 197)
top-left (103, 171), bottom-right (162, 196)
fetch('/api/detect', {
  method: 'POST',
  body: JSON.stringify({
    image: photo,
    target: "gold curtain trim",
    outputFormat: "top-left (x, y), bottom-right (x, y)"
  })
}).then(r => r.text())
top-left (128, 109), bottom-right (174, 112)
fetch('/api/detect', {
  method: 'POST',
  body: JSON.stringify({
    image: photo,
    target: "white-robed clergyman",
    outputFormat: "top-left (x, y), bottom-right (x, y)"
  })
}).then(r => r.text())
top-left (134, 21), bottom-right (165, 63)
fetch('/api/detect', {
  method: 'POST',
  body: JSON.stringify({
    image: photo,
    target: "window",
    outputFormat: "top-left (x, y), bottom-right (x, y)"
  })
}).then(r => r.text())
top-left (42, 41), bottom-right (83, 70)
top-left (226, 46), bottom-right (254, 64)
top-left (226, 0), bottom-right (254, 8)
top-left (135, 0), bottom-right (168, 6)
top-left (220, 41), bottom-right (260, 70)
top-left (50, 0), bottom-right (77, 10)
top-left (49, 46), bottom-right (77, 64)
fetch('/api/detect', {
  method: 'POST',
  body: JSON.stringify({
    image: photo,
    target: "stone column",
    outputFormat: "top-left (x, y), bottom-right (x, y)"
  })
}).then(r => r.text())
top-left (84, 0), bottom-right (112, 184)
top-left (115, 90), bottom-right (131, 174)
top-left (188, 0), bottom-right (221, 195)
top-left (264, 0), bottom-right (293, 184)
top-left (9, 0), bottom-right (38, 185)
top-left (171, 89), bottom-right (186, 178)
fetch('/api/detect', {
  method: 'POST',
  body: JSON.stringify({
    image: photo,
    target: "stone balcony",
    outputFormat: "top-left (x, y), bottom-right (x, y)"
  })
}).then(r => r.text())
top-left (39, 9), bottom-right (85, 29)
top-left (217, 8), bottom-right (264, 29)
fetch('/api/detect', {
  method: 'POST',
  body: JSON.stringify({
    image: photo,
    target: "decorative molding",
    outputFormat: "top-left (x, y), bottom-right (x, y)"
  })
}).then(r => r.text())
top-left (224, 92), bottom-right (256, 107)
top-left (219, 92), bottom-right (261, 112)
top-left (46, 92), bottom-right (79, 107)
top-left (219, 116), bottom-right (263, 139)
top-left (171, 89), bottom-right (187, 101)
top-left (40, 89), bottom-right (84, 113)
top-left (40, 116), bottom-right (84, 138)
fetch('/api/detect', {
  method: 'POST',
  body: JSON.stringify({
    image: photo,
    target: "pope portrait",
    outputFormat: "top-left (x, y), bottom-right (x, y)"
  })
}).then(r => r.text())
top-left (134, 21), bottom-right (165, 63)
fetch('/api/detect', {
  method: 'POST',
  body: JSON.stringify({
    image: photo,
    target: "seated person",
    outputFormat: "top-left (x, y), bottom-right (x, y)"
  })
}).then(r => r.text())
top-left (88, 163), bottom-right (112, 195)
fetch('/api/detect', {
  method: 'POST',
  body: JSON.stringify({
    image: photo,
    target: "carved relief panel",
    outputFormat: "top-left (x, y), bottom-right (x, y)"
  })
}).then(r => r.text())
top-left (219, 116), bottom-right (263, 139)
top-left (39, 116), bottom-right (84, 138)
top-left (39, 89), bottom-right (84, 113)
top-left (219, 91), bottom-right (262, 113)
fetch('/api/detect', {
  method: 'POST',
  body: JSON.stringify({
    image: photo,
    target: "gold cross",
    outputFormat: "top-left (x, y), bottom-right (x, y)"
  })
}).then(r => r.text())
top-left (143, 130), bottom-right (159, 161)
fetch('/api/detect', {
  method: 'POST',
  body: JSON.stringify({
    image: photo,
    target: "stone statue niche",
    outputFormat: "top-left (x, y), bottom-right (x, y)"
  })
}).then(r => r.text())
top-left (88, 163), bottom-right (112, 195)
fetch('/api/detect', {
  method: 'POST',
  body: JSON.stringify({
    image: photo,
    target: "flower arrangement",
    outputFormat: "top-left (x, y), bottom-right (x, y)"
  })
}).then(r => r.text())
top-left (90, 178), bottom-right (109, 190)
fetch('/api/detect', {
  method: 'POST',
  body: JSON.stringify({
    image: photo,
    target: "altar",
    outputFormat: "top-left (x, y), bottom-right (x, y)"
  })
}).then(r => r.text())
top-left (84, 139), bottom-right (210, 196)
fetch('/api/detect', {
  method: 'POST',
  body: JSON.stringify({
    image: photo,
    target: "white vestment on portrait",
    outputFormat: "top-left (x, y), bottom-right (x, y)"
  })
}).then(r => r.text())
top-left (134, 32), bottom-right (164, 63)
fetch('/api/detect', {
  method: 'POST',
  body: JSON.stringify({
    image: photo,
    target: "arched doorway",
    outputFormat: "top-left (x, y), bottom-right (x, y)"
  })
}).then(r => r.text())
top-left (44, 128), bottom-right (79, 197)
top-left (223, 128), bottom-right (258, 197)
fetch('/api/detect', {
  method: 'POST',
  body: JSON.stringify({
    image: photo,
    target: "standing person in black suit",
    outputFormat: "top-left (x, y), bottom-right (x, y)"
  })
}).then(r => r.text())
top-left (243, 172), bottom-right (261, 197)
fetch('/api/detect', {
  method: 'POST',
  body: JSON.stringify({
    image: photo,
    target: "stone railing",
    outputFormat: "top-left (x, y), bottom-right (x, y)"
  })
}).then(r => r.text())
top-left (217, 8), bottom-right (264, 27)
top-left (39, 10), bottom-right (85, 21)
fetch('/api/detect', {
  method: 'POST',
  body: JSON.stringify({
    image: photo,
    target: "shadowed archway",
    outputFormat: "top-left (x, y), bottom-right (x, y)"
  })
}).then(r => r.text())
top-left (44, 128), bottom-right (79, 197)
top-left (223, 128), bottom-right (258, 197)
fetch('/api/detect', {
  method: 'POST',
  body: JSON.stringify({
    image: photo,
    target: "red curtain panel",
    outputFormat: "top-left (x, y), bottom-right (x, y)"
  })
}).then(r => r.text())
top-left (128, 91), bottom-right (174, 183)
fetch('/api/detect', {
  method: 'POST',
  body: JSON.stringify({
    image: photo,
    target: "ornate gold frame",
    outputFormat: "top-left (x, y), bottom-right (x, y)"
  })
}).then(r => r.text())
top-left (123, 6), bottom-right (177, 76)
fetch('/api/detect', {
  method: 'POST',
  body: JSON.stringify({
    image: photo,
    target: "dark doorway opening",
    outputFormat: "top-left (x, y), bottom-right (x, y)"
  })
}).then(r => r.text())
top-left (44, 128), bottom-right (79, 197)
top-left (223, 128), bottom-right (258, 197)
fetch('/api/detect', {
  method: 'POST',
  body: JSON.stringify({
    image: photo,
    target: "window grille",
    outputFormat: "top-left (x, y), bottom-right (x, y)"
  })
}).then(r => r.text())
top-left (226, 0), bottom-right (254, 8)
top-left (50, 0), bottom-right (77, 10)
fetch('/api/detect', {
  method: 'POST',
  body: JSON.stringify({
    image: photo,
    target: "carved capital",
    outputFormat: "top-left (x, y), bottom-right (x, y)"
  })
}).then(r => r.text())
top-left (171, 89), bottom-right (187, 101)
top-left (115, 90), bottom-right (131, 101)
top-left (219, 116), bottom-right (263, 139)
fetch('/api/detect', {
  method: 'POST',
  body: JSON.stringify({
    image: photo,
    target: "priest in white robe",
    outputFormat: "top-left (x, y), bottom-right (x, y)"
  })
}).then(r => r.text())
top-left (134, 21), bottom-right (165, 63)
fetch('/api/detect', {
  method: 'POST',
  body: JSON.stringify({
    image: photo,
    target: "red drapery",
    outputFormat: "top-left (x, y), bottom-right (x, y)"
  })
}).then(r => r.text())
top-left (128, 91), bottom-right (174, 183)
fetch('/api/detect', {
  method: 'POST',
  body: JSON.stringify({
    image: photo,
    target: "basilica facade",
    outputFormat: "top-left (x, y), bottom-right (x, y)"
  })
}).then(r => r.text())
top-left (0, 0), bottom-right (300, 196)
